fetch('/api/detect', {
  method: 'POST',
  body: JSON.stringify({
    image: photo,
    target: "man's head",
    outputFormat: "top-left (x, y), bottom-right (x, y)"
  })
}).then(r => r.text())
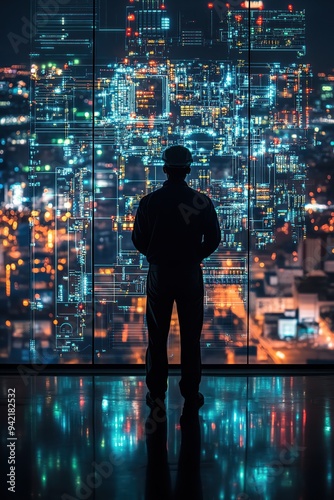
top-left (162, 145), bottom-right (193, 180)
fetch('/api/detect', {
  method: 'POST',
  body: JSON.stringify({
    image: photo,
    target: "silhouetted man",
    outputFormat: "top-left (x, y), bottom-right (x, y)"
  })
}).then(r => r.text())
top-left (132, 145), bottom-right (221, 410)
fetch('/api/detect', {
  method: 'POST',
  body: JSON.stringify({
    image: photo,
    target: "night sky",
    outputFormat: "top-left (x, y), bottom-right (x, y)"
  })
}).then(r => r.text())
top-left (0, 0), bottom-right (333, 72)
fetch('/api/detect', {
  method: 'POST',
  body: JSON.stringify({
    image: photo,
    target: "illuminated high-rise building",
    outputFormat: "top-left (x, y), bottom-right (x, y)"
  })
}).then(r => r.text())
top-left (273, 63), bottom-right (312, 130)
top-left (221, 7), bottom-right (306, 59)
top-left (125, 0), bottom-right (170, 61)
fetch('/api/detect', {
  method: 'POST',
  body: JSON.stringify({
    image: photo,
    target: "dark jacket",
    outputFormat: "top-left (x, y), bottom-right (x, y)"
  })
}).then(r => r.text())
top-left (132, 179), bottom-right (221, 266)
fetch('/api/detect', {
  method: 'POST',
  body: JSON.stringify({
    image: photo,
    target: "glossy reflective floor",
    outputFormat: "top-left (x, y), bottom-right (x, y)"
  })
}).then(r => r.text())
top-left (1, 373), bottom-right (334, 500)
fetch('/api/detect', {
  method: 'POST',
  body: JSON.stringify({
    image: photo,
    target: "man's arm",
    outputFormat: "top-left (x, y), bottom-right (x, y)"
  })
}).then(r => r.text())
top-left (132, 199), bottom-right (149, 256)
top-left (200, 201), bottom-right (221, 259)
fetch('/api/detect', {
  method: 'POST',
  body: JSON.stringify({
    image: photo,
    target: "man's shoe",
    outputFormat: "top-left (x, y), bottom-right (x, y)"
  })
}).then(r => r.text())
top-left (183, 392), bottom-right (204, 410)
top-left (146, 392), bottom-right (166, 410)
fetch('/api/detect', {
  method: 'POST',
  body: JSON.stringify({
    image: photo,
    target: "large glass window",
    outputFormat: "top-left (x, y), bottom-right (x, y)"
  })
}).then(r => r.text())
top-left (1, 0), bottom-right (334, 365)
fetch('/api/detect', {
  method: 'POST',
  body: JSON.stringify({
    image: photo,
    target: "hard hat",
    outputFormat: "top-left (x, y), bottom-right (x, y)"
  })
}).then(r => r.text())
top-left (162, 145), bottom-right (193, 168)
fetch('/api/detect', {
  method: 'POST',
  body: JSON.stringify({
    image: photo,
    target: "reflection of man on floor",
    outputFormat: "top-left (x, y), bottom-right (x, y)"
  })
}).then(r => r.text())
top-left (145, 410), bottom-right (203, 500)
top-left (132, 145), bottom-right (221, 409)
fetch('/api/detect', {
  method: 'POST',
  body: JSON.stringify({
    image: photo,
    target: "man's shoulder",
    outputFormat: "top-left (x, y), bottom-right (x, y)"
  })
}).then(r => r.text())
top-left (140, 184), bottom-right (213, 204)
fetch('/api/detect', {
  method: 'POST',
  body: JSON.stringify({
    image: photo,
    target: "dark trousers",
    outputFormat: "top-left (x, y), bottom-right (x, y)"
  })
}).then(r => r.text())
top-left (145, 263), bottom-right (204, 398)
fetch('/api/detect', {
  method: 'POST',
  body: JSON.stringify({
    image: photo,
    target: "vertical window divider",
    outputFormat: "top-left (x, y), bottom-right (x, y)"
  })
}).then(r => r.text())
top-left (92, 0), bottom-right (97, 365)
top-left (246, 4), bottom-right (251, 366)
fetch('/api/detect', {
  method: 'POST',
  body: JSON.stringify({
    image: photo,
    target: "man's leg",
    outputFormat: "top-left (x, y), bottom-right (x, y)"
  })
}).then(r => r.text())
top-left (176, 266), bottom-right (204, 398)
top-left (146, 267), bottom-right (174, 398)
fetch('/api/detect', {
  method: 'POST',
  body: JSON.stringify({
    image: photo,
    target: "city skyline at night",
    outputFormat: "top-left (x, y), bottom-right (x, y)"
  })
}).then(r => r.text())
top-left (1, 1), bottom-right (334, 71)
